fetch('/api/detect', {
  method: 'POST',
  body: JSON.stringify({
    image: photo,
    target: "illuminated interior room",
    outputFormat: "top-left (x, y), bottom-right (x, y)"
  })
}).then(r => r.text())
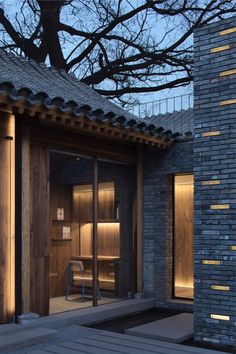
top-left (49, 151), bottom-right (135, 314)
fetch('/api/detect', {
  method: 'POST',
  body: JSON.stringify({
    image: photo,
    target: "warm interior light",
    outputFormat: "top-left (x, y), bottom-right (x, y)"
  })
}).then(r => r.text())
top-left (175, 174), bottom-right (194, 185)
top-left (0, 113), bottom-right (15, 321)
top-left (80, 222), bottom-right (120, 257)
top-left (211, 285), bottom-right (230, 291)
top-left (210, 45), bottom-right (230, 53)
top-left (229, 245), bottom-right (236, 251)
top-left (202, 260), bottom-right (221, 265)
top-left (174, 174), bottom-right (194, 299)
top-left (211, 314), bottom-right (230, 321)
top-left (73, 275), bottom-right (115, 283)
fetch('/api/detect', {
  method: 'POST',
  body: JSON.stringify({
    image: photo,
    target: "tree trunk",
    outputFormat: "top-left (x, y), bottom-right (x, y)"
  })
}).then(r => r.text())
top-left (38, 0), bottom-right (66, 69)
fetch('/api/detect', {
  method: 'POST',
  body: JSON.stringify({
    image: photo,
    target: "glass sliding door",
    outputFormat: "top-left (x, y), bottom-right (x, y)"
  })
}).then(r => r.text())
top-left (49, 150), bottom-right (136, 314)
top-left (174, 174), bottom-right (194, 299)
top-left (49, 151), bottom-right (95, 313)
top-left (98, 158), bottom-right (136, 299)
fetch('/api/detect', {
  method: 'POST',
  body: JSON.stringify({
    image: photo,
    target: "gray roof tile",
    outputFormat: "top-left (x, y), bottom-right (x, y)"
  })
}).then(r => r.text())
top-left (0, 50), bottom-right (193, 140)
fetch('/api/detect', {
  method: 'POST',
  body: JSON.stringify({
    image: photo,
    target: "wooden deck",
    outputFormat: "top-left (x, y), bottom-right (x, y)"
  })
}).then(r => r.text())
top-left (0, 299), bottom-right (229, 354)
top-left (14, 327), bottom-right (229, 354)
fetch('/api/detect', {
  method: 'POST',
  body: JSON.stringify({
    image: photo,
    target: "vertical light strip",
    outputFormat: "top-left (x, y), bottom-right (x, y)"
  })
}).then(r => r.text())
top-left (9, 116), bottom-right (15, 317)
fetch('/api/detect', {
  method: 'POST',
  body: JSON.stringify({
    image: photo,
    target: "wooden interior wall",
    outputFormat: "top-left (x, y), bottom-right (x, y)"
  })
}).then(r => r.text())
top-left (30, 145), bottom-right (50, 315)
top-left (0, 112), bottom-right (15, 323)
top-left (174, 175), bottom-right (194, 291)
top-left (73, 183), bottom-right (118, 257)
top-left (79, 223), bottom-right (120, 256)
top-left (49, 184), bottom-right (73, 298)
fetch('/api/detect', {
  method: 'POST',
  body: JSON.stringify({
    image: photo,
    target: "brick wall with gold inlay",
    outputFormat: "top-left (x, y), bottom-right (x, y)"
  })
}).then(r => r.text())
top-left (194, 16), bottom-right (236, 348)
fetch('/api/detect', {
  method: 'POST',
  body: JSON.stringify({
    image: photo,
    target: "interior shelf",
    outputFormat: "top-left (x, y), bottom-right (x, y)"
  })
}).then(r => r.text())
top-left (52, 238), bottom-right (72, 241)
top-left (82, 219), bottom-right (119, 224)
top-left (52, 219), bottom-right (72, 222)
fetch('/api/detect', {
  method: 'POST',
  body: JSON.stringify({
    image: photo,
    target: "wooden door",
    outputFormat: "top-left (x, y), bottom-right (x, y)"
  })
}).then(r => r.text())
top-left (30, 145), bottom-right (50, 315)
top-left (0, 112), bottom-right (15, 323)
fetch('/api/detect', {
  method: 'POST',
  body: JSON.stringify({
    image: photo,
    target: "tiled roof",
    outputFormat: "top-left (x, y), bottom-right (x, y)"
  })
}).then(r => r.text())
top-left (144, 108), bottom-right (193, 135)
top-left (0, 50), bottom-right (181, 141)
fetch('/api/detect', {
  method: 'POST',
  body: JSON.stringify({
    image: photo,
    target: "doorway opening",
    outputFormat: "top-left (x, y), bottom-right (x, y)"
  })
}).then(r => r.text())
top-left (49, 150), bottom-right (136, 314)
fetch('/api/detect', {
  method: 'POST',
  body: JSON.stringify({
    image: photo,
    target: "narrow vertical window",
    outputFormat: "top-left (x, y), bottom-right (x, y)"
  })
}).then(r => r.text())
top-left (174, 174), bottom-right (194, 299)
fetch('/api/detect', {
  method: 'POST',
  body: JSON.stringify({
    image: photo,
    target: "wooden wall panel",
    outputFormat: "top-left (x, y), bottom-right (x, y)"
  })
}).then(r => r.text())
top-left (0, 112), bottom-right (15, 323)
top-left (30, 256), bottom-right (49, 316)
top-left (136, 147), bottom-right (143, 293)
top-left (49, 184), bottom-right (73, 297)
top-left (30, 145), bottom-right (50, 315)
top-left (174, 175), bottom-right (194, 297)
top-left (31, 145), bottom-right (50, 257)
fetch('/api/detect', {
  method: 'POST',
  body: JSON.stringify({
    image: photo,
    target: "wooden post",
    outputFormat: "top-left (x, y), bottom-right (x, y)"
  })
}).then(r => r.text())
top-left (21, 127), bottom-right (31, 313)
top-left (92, 157), bottom-right (98, 306)
top-left (0, 111), bottom-right (15, 323)
top-left (137, 146), bottom-right (144, 293)
top-left (30, 145), bottom-right (50, 316)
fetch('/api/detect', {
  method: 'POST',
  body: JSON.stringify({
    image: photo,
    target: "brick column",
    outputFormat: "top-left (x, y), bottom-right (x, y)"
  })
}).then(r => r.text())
top-left (194, 17), bottom-right (236, 346)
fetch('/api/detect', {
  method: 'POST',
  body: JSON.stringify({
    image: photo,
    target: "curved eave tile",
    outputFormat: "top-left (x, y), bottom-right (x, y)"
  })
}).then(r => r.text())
top-left (0, 82), bottom-right (174, 143)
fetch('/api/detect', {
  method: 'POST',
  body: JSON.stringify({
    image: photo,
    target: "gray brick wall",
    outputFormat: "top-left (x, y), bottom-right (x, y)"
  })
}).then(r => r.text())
top-left (194, 16), bottom-right (236, 347)
top-left (143, 140), bottom-right (193, 312)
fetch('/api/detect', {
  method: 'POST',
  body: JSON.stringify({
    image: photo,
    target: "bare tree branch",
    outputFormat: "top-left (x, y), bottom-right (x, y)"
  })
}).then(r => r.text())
top-left (0, 0), bottom-right (235, 103)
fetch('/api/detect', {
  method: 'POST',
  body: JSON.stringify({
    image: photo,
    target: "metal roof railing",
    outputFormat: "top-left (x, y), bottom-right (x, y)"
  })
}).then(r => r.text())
top-left (129, 93), bottom-right (193, 118)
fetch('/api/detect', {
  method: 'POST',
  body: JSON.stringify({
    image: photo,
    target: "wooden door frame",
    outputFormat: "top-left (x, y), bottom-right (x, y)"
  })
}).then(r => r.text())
top-left (18, 122), bottom-right (144, 317)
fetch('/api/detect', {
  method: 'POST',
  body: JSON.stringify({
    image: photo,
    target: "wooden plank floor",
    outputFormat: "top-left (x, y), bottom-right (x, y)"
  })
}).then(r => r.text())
top-left (22, 327), bottom-right (228, 354)
top-left (50, 295), bottom-right (118, 314)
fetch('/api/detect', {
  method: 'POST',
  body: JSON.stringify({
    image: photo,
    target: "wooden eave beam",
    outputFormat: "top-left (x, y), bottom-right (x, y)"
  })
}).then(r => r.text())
top-left (0, 97), bottom-right (171, 149)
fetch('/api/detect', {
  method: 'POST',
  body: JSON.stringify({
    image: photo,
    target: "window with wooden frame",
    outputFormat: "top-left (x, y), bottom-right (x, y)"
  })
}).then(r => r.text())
top-left (173, 174), bottom-right (194, 300)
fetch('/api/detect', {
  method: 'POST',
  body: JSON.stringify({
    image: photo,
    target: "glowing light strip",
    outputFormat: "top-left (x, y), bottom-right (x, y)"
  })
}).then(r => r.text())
top-left (73, 276), bottom-right (114, 283)
top-left (220, 99), bottom-right (236, 106)
top-left (211, 285), bottom-right (230, 291)
top-left (201, 131), bottom-right (220, 137)
top-left (220, 27), bottom-right (236, 36)
top-left (202, 260), bottom-right (221, 265)
top-left (219, 69), bottom-right (236, 77)
top-left (211, 314), bottom-right (230, 321)
top-left (210, 45), bottom-right (230, 53)
top-left (201, 180), bottom-right (220, 186)
top-left (210, 204), bottom-right (230, 210)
